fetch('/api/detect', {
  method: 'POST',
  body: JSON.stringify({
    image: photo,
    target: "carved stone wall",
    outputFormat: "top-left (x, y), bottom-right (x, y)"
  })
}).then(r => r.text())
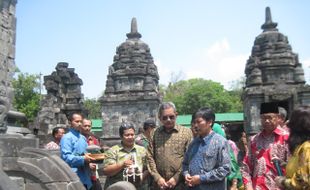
top-left (0, 2), bottom-right (88, 189)
top-left (0, 0), bottom-right (17, 134)
top-left (243, 7), bottom-right (310, 135)
top-left (100, 18), bottom-right (161, 141)
top-left (0, 135), bottom-right (85, 190)
top-left (37, 62), bottom-right (85, 136)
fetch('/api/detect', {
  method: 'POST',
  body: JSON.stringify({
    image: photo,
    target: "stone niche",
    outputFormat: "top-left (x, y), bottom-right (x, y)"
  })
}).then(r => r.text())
top-left (100, 18), bottom-right (161, 143)
top-left (242, 7), bottom-right (310, 135)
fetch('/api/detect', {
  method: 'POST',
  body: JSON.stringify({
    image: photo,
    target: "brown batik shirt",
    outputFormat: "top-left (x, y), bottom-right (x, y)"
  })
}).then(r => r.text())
top-left (147, 124), bottom-right (192, 186)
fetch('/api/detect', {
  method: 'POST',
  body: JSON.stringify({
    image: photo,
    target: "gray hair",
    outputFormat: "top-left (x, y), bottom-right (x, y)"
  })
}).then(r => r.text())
top-left (278, 107), bottom-right (287, 119)
top-left (158, 102), bottom-right (176, 117)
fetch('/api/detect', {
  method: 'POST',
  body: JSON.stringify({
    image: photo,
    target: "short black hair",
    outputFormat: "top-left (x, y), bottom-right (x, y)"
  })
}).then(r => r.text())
top-left (143, 118), bottom-right (156, 130)
top-left (119, 122), bottom-right (135, 137)
top-left (192, 107), bottom-right (215, 127)
top-left (67, 112), bottom-right (83, 122)
top-left (52, 127), bottom-right (65, 137)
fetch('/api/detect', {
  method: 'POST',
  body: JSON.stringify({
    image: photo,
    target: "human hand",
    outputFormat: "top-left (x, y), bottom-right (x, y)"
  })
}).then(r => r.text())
top-left (84, 153), bottom-right (96, 163)
top-left (275, 176), bottom-right (286, 189)
top-left (89, 163), bottom-right (96, 170)
top-left (122, 158), bottom-right (134, 168)
top-left (189, 175), bottom-right (200, 186)
top-left (157, 178), bottom-right (168, 189)
top-left (230, 178), bottom-right (238, 190)
top-left (184, 174), bottom-right (192, 187)
top-left (166, 177), bottom-right (176, 189)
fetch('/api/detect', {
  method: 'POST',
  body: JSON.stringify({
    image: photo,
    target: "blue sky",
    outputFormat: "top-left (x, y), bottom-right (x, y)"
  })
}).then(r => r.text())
top-left (15, 1), bottom-right (310, 98)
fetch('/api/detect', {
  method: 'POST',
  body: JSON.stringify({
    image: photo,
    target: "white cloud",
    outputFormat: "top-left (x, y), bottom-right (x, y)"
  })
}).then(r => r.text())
top-left (156, 39), bottom-right (248, 88)
top-left (155, 59), bottom-right (172, 85)
top-left (185, 39), bottom-right (247, 89)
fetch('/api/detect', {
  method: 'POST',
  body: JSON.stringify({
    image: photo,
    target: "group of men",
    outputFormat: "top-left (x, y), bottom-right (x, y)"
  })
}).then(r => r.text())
top-left (45, 100), bottom-right (290, 190)
top-left (44, 113), bottom-right (101, 190)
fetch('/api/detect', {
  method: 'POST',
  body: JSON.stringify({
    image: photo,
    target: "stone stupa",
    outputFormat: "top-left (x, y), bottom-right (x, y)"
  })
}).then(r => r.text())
top-left (242, 7), bottom-right (310, 135)
top-left (100, 17), bottom-right (161, 142)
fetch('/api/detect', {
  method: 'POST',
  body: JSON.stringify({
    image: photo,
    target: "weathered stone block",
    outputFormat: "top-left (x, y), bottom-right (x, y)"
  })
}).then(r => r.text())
top-left (9, 176), bottom-right (25, 190)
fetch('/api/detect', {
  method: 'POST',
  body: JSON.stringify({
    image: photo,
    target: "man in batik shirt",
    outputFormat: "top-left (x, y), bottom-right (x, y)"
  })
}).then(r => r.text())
top-left (147, 102), bottom-right (193, 190)
top-left (241, 102), bottom-right (289, 190)
top-left (182, 107), bottom-right (231, 189)
top-left (44, 127), bottom-right (65, 150)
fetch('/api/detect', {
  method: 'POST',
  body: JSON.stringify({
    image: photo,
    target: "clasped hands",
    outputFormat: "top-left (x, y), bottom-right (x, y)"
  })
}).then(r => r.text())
top-left (185, 174), bottom-right (201, 187)
top-left (157, 177), bottom-right (176, 189)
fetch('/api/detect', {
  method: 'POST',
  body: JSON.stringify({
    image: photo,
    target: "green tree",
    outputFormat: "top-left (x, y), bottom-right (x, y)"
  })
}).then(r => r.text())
top-left (12, 73), bottom-right (41, 122)
top-left (163, 78), bottom-right (243, 114)
top-left (227, 77), bottom-right (245, 112)
top-left (84, 98), bottom-right (101, 119)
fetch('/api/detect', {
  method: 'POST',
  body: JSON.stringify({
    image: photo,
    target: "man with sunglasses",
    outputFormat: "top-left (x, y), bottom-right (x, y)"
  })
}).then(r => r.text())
top-left (241, 102), bottom-right (289, 190)
top-left (147, 102), bottom-right (192, 190)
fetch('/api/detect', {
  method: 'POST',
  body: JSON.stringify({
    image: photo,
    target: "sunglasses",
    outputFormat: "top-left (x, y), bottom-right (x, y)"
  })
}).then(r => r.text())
top-left (162, 115), bottom-right (176, 121)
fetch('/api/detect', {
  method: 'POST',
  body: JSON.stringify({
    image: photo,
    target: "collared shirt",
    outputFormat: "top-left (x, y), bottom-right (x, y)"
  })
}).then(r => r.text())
top-left (44, 141), bottom-right (60, 150)
top-left (86, 134), bottom-right (100, 146)
top-left (241, 126), bottom-right (289, 190)
top-left (182, 131), bottom-right (231, 190)
top-left (135, 133), bottom-right (149, 148)
top-left (103, 143), bottom-right (147, 189)
top-left (284, 140), bottom-right (310, 189)
top-left (60, 128), bottom-right (92, 189)
top-left (147, 125), bottom-right (193, 187)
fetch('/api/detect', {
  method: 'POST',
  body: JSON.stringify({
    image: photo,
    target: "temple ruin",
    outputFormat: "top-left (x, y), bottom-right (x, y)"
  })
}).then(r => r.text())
top-left (37, 62), bottom-right (86, 135)
top-left (0, 1), bottom-right (85, 189)
top-left (243, 7), bottom-right (310, 135)
top-left (99, 18), bottom-right (161, 142)
top-left (0, 0), bottom-right (16, 134)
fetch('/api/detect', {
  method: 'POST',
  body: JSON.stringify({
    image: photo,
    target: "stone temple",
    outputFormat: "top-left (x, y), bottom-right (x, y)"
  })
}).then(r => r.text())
top-left (243, 7), bottom-right (310, 135)
top-left (100, 18), bottom-right (161, 142)
top-left (0, 1), bottom-right (86, 189)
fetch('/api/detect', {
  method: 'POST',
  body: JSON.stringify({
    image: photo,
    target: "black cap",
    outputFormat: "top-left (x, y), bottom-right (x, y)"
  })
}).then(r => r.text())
top-left (260, 102), bottom-right (279, 114)
top-left (143, 118), bottom-right (156, 128)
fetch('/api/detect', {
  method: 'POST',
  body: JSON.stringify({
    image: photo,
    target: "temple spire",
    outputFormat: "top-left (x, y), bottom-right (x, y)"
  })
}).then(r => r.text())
top-left (261, 7), bottom-right (278, 32)
top-left (126, 17), bottom-right (142, 39)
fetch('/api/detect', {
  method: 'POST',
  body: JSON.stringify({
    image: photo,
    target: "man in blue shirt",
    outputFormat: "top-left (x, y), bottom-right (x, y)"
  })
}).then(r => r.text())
top-left (182, 107), bottom-right (231, 190)
top-left (60, 113), bottom-right (95, 189)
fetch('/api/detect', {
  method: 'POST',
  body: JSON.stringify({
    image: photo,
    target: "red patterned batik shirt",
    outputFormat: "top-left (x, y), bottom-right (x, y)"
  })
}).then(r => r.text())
top-left (241, 126), bottom-right (289, 190)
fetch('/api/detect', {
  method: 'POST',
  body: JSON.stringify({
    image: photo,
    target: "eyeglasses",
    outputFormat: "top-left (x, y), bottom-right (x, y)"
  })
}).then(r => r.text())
top-left (162, 115), bottom-right (176, 121)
